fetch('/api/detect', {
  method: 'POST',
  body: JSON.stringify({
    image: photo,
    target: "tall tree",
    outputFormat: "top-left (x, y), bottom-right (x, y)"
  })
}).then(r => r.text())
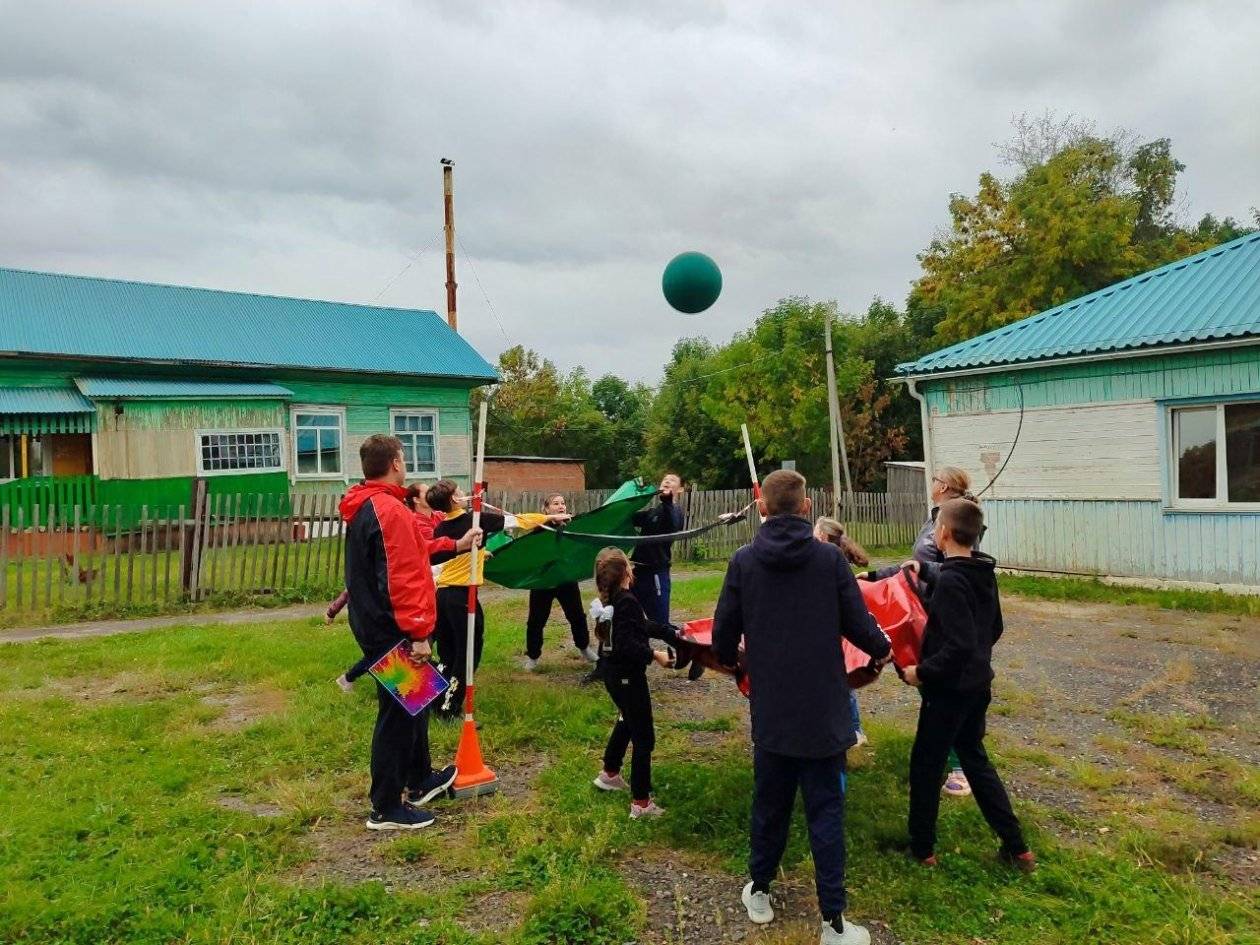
top-left (914, 121), bottom-right (1254, 346)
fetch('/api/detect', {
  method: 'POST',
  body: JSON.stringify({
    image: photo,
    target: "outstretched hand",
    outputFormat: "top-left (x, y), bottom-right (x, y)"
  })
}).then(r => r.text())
top-left (902, 664), bottom-right (921, 687)
top-left (546, 513), bottom-right (573, 525)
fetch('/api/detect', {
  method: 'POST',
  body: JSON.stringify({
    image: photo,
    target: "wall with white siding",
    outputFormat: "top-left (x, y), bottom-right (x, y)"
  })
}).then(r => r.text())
top-left (929, 400), bottom-right (1162, 500)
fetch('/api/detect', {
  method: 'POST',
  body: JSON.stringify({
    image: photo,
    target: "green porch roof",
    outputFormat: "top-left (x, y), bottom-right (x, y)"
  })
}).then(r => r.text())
top-left (897, 232), bottom-right (1260, 377)
top-left (0, 267), bottom-right (499, 383)
top-left (74, 377), bottom-right (294, 399)
top-left (0, 386), bottom-right (95, 434)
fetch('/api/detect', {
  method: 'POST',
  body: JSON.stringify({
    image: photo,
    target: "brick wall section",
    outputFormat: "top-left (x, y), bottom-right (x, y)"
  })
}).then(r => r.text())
top-left (484, 459), bottom-right (585, 494)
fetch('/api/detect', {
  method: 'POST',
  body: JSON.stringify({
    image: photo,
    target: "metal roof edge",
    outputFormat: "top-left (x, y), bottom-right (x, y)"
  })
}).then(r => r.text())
top-left (0, 350), bottom-right (499, 384)
top-left (893, 336), bottom-right (1260, 384)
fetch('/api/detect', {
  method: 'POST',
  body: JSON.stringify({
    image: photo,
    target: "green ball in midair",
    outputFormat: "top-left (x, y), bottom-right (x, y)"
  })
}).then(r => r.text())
top-left (662, 251), bottom-right (722, 313)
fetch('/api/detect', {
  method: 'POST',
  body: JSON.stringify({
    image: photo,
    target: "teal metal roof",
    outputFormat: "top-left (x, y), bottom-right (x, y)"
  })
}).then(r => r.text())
top-left (0, 268), bottom-right (498, 383)
top-left (74, 377), bottom-right (294, 399)
top-left (0, 386), bottom-right (95, 414)
top-left (897, 232), bottom-right (1260, 377)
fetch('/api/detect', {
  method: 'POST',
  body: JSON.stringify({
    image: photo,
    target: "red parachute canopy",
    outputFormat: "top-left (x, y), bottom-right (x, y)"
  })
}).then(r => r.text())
top-left (679, 569), bottom-right (927, 695)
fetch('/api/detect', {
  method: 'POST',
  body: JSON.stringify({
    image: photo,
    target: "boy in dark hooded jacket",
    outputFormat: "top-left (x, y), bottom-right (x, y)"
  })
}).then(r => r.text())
top-left (900, 498), bottom-right (1034, 871)
top-left (713, 470), bottom-right (891, 945)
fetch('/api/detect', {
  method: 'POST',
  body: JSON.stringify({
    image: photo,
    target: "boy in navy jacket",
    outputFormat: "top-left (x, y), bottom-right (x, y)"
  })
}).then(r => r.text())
top-left (713, 470), bottom-right (890, 945)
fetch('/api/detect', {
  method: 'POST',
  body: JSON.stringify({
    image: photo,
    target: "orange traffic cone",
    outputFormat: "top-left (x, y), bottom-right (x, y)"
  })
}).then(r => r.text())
top-left (451, 714), bottom-right (498, 798)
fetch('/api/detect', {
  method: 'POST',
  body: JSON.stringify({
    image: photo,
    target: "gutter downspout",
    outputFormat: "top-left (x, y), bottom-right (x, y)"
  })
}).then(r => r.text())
top-left (904, 377), bottom-right (933, 508)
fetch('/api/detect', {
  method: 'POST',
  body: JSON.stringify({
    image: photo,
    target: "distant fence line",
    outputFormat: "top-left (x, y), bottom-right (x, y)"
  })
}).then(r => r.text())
top-left (1, 484), bottom-right (926, 616)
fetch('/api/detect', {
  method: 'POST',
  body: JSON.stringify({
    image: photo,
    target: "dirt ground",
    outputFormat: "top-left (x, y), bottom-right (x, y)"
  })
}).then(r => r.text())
top-left (283, 592), bottom-right (1258, 944)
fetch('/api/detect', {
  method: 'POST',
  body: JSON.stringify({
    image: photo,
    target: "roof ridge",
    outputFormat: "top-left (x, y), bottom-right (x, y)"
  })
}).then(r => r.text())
top-left (0, 264), bottom-right (442, 318)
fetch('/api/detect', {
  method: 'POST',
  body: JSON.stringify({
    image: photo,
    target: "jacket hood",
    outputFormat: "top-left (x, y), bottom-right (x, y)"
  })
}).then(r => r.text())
top-left (939, 551), bottom-right (998, 586)
top-left (750, 515), bottom-right (819, 570)
top-left (339, 480), bottom-right (408, 522)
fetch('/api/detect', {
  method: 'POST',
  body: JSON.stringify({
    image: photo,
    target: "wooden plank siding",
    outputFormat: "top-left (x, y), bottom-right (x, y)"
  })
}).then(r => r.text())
top-left (919, 344), bottom-right (1260, 586)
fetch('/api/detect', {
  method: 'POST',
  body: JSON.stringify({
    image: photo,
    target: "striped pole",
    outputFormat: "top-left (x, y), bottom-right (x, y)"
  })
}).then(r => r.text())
top-left (741, 423), bottom-right (765, 522)
top-left (451, 399), bottom-right (498, 798)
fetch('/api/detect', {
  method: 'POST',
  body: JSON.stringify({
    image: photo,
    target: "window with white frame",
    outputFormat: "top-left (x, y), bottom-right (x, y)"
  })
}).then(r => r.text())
top-left (1170, 401), bottom-right (1260, 506)
top-left (292, 408), bottom-right (345, 478)
top-left (196, 430), bottom-right (284, 475)
top-left (391, 410), bottom-right (439, 475)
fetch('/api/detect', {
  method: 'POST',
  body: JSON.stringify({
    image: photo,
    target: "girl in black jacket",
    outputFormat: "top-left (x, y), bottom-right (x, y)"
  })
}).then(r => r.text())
top-left (590, 547), bottom-right (673, 818)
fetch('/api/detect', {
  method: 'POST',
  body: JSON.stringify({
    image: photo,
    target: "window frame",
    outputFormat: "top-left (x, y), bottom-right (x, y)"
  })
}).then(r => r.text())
top-left (1166, 399), bottom-right (1260, 511)
top-left (194, 428), bottom-right (286, 477)
top-left (0, 436), bottom-right (14, 483)
top-left (389, 408), bottom-right (441, 477)
top-left (290, 406), bottom-right (348, 481)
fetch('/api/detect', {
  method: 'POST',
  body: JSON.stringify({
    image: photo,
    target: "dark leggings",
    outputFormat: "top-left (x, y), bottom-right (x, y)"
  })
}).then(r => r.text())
top-left (345, 651), bottom-right (374, 683)
top-left (525, 582), bottom-right (590, 659)
top-left (602, 670), bottom-right (655, 800)
top-left (908, 688), bottom-right (1027, 858)
top-left (434, 586), bottom-right (485, 715)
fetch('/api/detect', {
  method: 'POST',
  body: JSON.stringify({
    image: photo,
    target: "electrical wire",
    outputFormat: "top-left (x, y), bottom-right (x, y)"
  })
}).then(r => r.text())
top-left (973, 381), bottom-right (1025, 498)
top-left (457, 234), bottom-right (512, 344)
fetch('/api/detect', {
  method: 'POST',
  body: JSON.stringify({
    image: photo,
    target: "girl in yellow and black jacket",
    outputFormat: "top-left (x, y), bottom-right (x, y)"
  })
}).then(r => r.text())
top-left (425, 479), bottom-right (566, 717)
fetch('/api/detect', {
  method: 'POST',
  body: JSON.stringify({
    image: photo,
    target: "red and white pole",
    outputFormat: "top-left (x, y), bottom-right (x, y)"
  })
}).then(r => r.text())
top-left (451, 398), bottom-right (498, 797)
top-left (741, 423), bottom-right (765, 522)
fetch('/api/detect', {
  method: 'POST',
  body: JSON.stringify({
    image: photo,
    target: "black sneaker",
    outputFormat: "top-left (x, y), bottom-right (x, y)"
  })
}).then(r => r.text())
top-left (366, 804), bottom-right (435, 831)
top-left (407, 764), bottom-right (457, 806)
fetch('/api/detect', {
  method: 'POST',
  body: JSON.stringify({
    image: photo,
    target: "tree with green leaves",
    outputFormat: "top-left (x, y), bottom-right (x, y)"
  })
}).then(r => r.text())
top-left (915, 118), bottom-right (1256, 346)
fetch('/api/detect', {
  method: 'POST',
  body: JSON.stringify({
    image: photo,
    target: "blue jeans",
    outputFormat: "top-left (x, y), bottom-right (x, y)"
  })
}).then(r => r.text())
top-left (849, 690), bottom-right (862, 736)
top-left (631, 566), bottom-right (671, 625)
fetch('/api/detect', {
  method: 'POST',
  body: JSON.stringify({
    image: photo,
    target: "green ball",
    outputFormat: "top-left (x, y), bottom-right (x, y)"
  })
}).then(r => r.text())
top-left (662, 251), bottom-right (722, 313)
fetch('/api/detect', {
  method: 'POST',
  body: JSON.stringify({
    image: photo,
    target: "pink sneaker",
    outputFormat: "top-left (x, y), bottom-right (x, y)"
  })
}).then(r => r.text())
top-left (629, 800), bottom-right (665, 819)
top-left (943, 770), bottom-right (971, 797)
top-left (593, 771), bottom-right (628, 792)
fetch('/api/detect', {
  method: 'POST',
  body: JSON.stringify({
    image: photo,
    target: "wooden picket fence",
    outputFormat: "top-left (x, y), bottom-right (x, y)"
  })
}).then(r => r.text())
top-left (0, 483), bottom-right (926, 617)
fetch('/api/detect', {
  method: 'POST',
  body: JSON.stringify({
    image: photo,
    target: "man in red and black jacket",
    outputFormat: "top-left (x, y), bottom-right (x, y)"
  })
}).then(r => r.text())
top-left (340, 435), bottom-right (480, 830)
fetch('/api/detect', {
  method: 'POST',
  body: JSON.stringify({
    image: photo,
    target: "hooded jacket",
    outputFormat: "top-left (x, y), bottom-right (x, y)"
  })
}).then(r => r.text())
top-left (915, 552), bottom-right (1003, 693)
top-left (339, 480), bottom-right (436, 658)
top-left (712, 514), bottom-right (891, 758)
top-left (631, 493), bottom-right (684, 572)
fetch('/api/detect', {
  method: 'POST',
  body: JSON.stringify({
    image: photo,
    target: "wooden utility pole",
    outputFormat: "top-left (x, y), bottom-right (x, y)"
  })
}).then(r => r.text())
top-left (823, 316), bottom-right (853, 516)
top-left (442, 158), bottom-right (458, 331)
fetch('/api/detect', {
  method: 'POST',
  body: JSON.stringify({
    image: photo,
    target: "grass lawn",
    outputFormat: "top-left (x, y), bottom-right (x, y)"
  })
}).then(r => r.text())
top-left (1, 576), bottom-right (1256, 944)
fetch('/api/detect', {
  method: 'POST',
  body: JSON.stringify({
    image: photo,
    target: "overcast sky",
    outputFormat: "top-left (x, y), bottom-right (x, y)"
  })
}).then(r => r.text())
top-left (1, 0), bottom-right (1256, 382)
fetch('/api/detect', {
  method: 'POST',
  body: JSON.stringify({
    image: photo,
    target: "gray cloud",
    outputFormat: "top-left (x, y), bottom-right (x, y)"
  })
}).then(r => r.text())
top-left (1, 0), bottom-right (1256, 381)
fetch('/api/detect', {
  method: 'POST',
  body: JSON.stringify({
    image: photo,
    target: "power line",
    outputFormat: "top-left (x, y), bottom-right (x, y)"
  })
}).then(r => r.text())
top-left (370, 238), bottom-right (437, 303)
top-left (457, 234), bottom-right (512, 344)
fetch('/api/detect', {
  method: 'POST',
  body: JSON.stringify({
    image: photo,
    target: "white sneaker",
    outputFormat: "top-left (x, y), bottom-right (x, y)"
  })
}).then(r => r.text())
top-left (741, 882), bottom-right (774, 924)
top-left (820, 917), bottom-right (870, 945)
top-left (581, 645), bottom-right (599, 664)
top-left (853, 730), bottom-right (868, 748)
top-left (334, 674), bottom-right (354, 694)
top-left (628, 800), bottom-right (665, 819)
top-left (522, 657), bottom-right (540, 672)
top-left (593, 771), bottom-right (628, 792)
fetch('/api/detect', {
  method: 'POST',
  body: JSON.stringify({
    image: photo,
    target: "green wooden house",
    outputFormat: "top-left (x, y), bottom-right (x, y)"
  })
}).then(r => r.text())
top-left (0, 267), bottom-right (497, 517)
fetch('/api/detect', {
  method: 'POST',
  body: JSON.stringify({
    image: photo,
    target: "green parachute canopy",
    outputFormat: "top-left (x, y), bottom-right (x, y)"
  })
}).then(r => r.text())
top-left (482, 479), bottom-right (659, 590)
